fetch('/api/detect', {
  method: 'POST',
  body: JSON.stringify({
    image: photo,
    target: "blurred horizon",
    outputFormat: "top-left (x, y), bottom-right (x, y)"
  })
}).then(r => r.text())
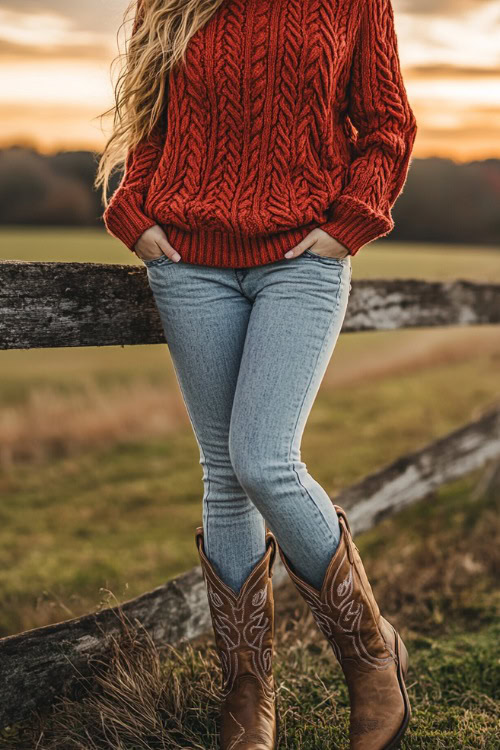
top-left (0, 1), bottom-right (499, 159)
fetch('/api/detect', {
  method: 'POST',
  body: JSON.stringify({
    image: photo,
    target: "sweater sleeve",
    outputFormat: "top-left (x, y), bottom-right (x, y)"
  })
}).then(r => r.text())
top-left (320, 0), bottom-right (417, 256)
top-left (102, 1), bottom-right (165, 253)
top-left (102, 123), bottom-right (165, 253)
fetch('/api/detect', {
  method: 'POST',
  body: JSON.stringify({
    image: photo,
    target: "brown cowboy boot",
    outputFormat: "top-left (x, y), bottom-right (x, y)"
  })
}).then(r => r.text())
top-left (195, 526), bottom-right (279, 750)
top-left (277, 505), bottom-right (410, 750)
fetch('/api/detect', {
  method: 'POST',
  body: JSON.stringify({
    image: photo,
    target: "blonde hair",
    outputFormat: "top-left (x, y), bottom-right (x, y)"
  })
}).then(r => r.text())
top-left (94, 0), bottom-right (225, 208)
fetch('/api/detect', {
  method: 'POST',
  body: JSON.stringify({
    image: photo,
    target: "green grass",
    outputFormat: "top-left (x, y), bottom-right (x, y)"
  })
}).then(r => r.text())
top-left (1, 227), bottom-right (138, 266)
top-left (3, 467), bottom-right (498, 749)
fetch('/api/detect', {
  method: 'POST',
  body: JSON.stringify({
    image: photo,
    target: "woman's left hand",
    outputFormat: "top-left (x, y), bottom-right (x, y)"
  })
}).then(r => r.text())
top-left (284, 228), bottom-right (350, 260)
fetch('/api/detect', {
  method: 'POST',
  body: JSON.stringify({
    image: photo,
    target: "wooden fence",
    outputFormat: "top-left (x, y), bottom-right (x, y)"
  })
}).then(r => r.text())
top-left (0, 259), bottom-right (499, 728)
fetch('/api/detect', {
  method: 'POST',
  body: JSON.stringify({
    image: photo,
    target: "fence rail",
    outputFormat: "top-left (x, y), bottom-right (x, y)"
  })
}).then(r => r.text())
top-left (1, 261), bottom-right (499, 349)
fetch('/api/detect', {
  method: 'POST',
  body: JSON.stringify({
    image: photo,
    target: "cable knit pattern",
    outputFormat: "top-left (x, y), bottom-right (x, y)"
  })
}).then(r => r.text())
top-left (103, 0), bottom-right (417, 267)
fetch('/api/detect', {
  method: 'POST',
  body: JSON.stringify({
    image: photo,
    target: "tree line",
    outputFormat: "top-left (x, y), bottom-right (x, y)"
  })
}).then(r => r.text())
top-left (0, 145), bottom-right (498, 245)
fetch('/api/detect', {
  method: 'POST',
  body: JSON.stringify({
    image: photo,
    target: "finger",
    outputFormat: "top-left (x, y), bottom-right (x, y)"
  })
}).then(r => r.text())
top-left (284, 232), bottom-right (317, 259)
top-left (155, 237), bottom-right (182, 262)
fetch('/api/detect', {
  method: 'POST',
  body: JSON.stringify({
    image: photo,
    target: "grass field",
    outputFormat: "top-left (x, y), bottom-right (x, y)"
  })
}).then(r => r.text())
top-left (0, 231), bottom-right (499, 637)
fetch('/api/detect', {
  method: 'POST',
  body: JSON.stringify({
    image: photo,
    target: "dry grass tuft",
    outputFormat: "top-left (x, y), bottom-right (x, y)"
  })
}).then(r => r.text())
top-left (22, 618), bottom-right (221, 750)
top-left (0, 379), bottom-right (188, 469)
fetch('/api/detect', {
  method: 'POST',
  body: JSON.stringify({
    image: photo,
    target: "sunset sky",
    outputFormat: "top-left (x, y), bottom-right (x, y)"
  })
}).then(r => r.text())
top-left (0, 0), bottom-right (499, 160)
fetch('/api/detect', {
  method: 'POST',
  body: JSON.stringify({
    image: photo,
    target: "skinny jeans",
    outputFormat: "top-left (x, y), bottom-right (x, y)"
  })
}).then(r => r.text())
top-left (145, 248), bottom-right (352, 594)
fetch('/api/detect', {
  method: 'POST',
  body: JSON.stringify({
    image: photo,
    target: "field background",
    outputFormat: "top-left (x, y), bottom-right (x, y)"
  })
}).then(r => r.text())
top-left (0, 231), bottom-right (499, 638)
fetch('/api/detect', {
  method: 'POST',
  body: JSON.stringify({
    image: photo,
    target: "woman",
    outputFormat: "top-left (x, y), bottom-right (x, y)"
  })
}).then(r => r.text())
top-left (97, 1), bottom-right (417, 748)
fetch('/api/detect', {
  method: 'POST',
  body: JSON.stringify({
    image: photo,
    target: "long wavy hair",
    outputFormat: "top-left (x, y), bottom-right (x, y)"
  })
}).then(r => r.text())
top-left (94, 0), bottom-right (225, 208)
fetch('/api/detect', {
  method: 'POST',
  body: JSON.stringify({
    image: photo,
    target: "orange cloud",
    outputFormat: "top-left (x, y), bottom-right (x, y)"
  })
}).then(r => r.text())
top-left (0, 2), bottom-right (499, 159)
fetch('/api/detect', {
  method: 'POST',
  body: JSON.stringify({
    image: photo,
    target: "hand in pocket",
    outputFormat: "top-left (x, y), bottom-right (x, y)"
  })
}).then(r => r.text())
top-left (134, 225), bottom-right (181, 263)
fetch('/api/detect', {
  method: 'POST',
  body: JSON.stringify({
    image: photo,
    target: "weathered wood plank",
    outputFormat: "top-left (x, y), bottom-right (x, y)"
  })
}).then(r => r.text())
top-left (0, 261), bottom-right (161, 349)
top-left (338, 406), bottom-right (500, 535)
top-left (1, 261), bottom-right (499, 349)
top-left (0, 406), bottom-right (498, 728)
top-left (344, 276), bottom-right (500, 331)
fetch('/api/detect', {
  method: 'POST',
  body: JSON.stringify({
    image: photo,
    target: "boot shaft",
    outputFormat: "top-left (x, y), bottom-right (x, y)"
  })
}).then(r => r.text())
top-left (277, 506), bottom-right (393, 670)
top-left (195, 526), bottom-right (277, 698)
top-left (276, 505), bottom-right (411, 749)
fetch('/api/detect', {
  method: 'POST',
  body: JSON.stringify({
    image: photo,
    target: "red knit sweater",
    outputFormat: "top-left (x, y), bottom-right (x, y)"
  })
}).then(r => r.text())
top-left (103, 0), bottom-right (417, 268)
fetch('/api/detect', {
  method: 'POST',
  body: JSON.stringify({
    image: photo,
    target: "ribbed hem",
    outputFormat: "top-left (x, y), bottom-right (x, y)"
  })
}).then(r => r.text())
top-left (162, 221), bottom-right (319, 268)
top-left (320, 195), bottom-right (394, 256)
top-left (103, 189), bottom-right (158, 253)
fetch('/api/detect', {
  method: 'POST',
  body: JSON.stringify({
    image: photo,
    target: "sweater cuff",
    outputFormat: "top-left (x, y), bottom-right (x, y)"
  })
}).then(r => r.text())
top-left (320, 195), bottom-right (394, 256)
top-left (103, 188), bottom-right (158, 253)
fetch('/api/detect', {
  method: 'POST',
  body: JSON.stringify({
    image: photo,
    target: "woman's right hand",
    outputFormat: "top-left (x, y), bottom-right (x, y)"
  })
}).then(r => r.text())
top-left (134, 225), bottom-right (181, 263)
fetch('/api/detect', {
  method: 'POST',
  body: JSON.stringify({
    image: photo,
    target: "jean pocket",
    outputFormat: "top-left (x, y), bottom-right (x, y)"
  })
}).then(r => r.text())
top-left (303, 249), bottom-right (347, 264)
top-left (143, 254), bottom-right (176, 267)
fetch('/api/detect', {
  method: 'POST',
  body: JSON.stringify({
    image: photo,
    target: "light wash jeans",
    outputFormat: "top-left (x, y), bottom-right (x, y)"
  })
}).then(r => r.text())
top-left (145, 247), bottom-right (352, 594)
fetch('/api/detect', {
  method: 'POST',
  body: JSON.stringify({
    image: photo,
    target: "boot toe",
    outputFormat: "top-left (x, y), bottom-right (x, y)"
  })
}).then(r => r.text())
top-left (350, 712), bottom-right (407, 750)
top-left (222, 726), bottom-right (277, 750)
top-left (348, 666), bottom-right (409, 750)
top-left (230, 735), bottom-right (275, 749)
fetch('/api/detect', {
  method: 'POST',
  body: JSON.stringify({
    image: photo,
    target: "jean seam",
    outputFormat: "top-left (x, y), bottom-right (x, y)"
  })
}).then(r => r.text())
top-left (172, 362), bottom-right (212, 558)
top-left (287, 268), bottom-right (347, 543)
top-left (234, 270), bottom-right (254, 303)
